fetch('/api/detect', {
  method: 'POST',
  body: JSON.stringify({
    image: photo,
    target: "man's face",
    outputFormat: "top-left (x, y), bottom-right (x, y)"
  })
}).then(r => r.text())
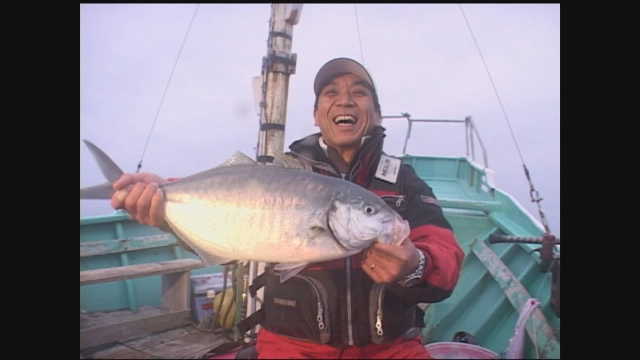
top-left (314, 73), bottom-right (381, 150)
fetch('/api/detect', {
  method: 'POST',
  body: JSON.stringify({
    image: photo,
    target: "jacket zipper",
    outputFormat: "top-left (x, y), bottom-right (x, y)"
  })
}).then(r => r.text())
top-left (376, 284), bottom-right (386, 337)
top-left (380, 195), bottom-right (406, 208)
top-left (343, 135), bottom-right (383, 346)
top-left (292, 274), bottom-right (331, 343)
top-left (346, 256), bottom-right (354, 345)
top-left (290, 132), bottom-right (386, 347)
top-left (370, 283), bottom-right (387, 344)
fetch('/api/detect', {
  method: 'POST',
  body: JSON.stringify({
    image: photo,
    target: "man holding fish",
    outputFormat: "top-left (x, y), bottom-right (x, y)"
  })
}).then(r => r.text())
top-left (110, 58), bottom-right (465, 359)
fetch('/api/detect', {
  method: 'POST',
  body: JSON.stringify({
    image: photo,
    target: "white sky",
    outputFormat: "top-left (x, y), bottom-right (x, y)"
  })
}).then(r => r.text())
top-left (80, 4), bottom-right (560, 237)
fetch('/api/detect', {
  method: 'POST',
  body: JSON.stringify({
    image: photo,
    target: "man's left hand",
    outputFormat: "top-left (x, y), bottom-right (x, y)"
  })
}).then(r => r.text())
top-left (361, 238), bottom-right (421, 283)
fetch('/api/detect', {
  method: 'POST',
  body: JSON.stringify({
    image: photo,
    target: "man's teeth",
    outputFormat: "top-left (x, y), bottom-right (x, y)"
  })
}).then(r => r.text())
top-left (333, 115), bottom-right (356, 125)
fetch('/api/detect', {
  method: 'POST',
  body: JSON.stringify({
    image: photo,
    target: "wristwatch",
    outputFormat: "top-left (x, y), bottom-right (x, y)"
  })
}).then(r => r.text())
top-left (398, 249), bottom-right (426, 287)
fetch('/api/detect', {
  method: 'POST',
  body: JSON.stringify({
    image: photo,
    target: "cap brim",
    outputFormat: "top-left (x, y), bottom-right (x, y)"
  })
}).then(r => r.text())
top-left (314, 58), bottom-right (375, 96)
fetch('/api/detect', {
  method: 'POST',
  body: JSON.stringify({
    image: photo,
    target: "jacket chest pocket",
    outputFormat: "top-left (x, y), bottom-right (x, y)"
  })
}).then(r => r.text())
top-left (381, 195), bottom-right (407, 216)
top-left (263, 273), bottom-right (331, 343)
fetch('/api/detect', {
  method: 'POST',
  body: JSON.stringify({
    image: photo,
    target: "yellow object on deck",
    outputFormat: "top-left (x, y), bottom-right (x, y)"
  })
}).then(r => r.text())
top-left (213, 288), bottom-right (236, 329)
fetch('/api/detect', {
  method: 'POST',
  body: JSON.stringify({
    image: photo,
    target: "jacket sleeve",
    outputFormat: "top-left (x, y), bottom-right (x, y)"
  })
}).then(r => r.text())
top-left (390, 165), bottom-right (465, 303)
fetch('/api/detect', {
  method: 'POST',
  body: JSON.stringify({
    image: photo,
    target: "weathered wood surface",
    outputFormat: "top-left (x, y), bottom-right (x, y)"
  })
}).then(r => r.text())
top-left (80, 308), bottom-right (192, 350)
top-left (162, 271), bottom-right (191, 312)
top-left (81, 306), bottom-right (165, 329)
top-left (470, 238), bottom-right (561, 359)
top-left (80, 233), bottom-right (175, 257)
top-left (80, 307), bottom-right (229, 359)
top-left (80, 258), bottom-right (204, 285)
top-left (80, 325), bottom-right (228, 359)
top-left (80, 256), bottom-right (206, 351)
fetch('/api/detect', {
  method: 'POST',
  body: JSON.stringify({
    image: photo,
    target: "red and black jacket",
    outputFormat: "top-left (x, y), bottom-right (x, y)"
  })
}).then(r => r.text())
top-left (261, 126), bottom-right (464, 348)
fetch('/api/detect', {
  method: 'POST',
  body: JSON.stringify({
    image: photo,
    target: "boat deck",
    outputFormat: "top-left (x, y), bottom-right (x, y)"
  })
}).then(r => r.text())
top-left (80, 306), bottom-right (232, 359)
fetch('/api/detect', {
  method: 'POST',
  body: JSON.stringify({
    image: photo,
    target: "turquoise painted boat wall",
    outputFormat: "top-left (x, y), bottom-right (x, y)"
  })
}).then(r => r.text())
top-left (80, 211), bottom-right (222, 313)
top-left (402, 155), bottom-right (560, 359)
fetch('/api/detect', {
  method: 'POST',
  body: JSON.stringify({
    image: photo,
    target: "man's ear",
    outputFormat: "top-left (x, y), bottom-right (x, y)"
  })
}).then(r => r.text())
top-left (374, 109), bottom-right (383, 126)
top-left (313, 108), bottom-right (319, 126)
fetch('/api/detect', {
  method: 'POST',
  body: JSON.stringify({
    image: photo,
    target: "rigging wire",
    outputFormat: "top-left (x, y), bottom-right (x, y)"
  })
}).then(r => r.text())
top-left (458, 5), bottom-right (524, 164)
top-left (353, 4), bottom-right (365, 65)
top-left (458, 4), bottom-right (552, 233)
top-left (136, 4), bottom-right (200, 173)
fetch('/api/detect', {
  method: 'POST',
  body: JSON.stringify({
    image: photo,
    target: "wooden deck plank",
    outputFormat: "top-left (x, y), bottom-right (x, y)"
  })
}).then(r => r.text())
top-left (80, 345), bottom-right (157, 360)
top-left (80, 309), bottom-right (191, 349)
top-left (184, 342), bottom-right (233, 360)
top-left (161, 271), bottom-right (191, 312)
top-left (123, 325), bottom-right (197, 350)
top-left (81, 344), bottom-right (137, 359)
top-left (81, 306), bottom-right (165, 329)
top-left (80, 308), bottom-right (232, 359)
top-left (179, 331), bottom-right (231, 359)
top-left (80, 233), bottom-right (175, 257)
top-left (80, 258), bottom-right (204, 286)
top-left (114, 350), bottom-right (157, 359)
top-left (142, 330), bottom-right (228, 359)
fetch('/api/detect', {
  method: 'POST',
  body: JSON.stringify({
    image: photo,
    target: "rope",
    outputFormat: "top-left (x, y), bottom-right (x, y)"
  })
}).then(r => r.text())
top-left (458, 5), bottom-right (524, 164)
top-left (353, 4), bottom-right (365, 65)
top-left (531, 310), bottom-right (540, 359)
top-left (458, 4), bottom-right (552, 233)
top-left (136, 4), bottom-right (200, 173)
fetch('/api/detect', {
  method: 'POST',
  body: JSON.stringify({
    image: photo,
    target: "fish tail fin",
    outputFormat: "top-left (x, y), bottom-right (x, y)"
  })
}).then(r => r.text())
top-left (80, 139), bottom-right (124, 199)
top-left (80, 182), bottom-right (117, 199)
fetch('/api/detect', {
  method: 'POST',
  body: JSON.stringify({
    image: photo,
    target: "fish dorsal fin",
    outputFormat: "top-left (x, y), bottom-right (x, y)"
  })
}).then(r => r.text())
top-left (218, 151), bottom-right (259, 168)
top-left (272, 150), bottom-right (311, 170)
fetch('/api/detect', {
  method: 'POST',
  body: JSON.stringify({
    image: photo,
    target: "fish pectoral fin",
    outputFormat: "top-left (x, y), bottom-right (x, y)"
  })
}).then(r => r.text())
top-left (199, 252), bottom-right (235, 267)
top-left (274, 262), bottom-right (309, 283)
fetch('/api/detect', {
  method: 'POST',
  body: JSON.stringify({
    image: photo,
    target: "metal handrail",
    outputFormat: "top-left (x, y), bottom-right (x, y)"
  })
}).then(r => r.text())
top-left (382, 113), bottom-right (489, 168)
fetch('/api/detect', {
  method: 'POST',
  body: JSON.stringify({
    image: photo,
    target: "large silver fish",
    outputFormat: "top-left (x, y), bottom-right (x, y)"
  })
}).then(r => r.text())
top-left (80, 140), bottom-right (410, 282)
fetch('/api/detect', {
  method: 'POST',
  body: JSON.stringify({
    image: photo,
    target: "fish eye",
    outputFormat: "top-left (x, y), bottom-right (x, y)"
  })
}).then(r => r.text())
top-left (364, 205), bottom-right (375, 214)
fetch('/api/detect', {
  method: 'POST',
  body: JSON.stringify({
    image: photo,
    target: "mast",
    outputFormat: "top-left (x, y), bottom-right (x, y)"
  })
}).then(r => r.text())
top-left (245, 3), bottom-right (303, 341)
top-left (253, 3), bottom-right (303, 162)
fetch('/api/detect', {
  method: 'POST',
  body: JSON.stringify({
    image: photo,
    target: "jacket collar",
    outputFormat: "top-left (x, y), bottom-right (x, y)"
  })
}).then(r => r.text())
top-left (288, 126), bottom-right (386, 184)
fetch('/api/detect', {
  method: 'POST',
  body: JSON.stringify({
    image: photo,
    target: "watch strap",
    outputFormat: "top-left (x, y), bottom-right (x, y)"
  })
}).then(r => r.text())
top-left (398, 248), bottom-right (426, 287)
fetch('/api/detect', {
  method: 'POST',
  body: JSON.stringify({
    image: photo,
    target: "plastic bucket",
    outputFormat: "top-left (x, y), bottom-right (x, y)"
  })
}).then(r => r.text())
top-left (425, 342), bottom-right (500, 359)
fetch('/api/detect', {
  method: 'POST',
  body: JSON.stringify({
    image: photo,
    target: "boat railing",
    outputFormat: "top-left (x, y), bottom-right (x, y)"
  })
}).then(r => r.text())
top-left (382, 113), bottom-right (489, 168)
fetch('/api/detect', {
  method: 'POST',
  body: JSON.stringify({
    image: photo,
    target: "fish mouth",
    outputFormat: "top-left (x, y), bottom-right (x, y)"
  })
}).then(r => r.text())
top-left (333, 115), bottom-right (357, 126)
top-left (382, 217), bottom-right (411, 245)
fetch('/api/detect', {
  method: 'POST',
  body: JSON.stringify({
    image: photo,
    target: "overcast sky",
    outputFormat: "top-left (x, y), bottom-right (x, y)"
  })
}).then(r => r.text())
top-left (80, 4), bottom-right (560, 237)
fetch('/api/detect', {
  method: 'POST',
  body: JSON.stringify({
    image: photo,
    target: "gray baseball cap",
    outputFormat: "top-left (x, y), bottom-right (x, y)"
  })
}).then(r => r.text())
top-left (313, 57), bottom-right (377, 97)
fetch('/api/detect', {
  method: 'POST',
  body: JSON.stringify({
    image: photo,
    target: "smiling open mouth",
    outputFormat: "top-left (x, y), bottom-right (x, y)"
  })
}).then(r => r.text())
top-left (333, 115), bottom-right (356, 126)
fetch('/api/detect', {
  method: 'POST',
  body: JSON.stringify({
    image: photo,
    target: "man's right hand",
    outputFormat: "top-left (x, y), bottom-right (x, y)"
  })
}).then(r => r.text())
top-left (111, 172), bottom-right (169, 228)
